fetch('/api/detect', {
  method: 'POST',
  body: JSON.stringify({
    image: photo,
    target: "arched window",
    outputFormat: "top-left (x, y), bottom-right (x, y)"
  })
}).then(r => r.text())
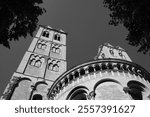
top-left (29, 54), bottom-right (44, 68)
top-left (51, 43), bottom-right (61, 54)
top-left (56, 47), bottom-right (61, 53)
top-left (32, 94), bottom-right (43, 100)
top-left (125, 80), bottom-right (146, 100)
top-left (70, 90), bottom-right (87, 100)
top-left (37, 40), bottom-right (48, 50)
top-left (53, 64), bottom-right (59, 72)
top-left (42, 31), bottom-right (49, 38)
top-left (48, 59), bottom-right (60, 72)
top-left (37, 43), bottom-right (42, 49)
top-left (30, 59), bottom-right (36, 66)
top-left (54, 33), bottom-right (61, 41)
top-left (35, 60), bottom-right (42, 67)
top-left (48, 63), bottom-right (53, 70)
top-left (94, 79), bottom-right (129, 100)
top-left (41, 44), bottom-right (46, 50)
top-left (67, 86), bottom-right (89, 100)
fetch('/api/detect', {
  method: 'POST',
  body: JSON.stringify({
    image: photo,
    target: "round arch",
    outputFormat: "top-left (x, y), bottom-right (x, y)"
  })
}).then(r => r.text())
top-left (94, 78), bottom-right (121, 91)
top-left (93, 78), bottom-right (130, 100)
top-left (126, 80), bottom-right (147, 100)
top-left (32, 94), bottom-right (43, 100)
top-left (66, 86), bottom-right (89, 100)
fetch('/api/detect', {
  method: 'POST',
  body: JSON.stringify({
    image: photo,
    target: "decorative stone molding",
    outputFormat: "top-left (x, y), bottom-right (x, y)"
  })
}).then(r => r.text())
top-left (47, 58), bottom-right (150, 99)
top-left (29, 54), bottom-right (45, 68)
top-left (87, 91), bottom-right (96, 100)
top-left (29, 81), bottom-right (48, 100)
top-left (1, 77), bottom-right (21, 100)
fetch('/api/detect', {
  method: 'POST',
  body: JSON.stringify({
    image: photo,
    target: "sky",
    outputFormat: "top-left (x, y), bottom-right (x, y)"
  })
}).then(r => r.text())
top-left (0, 0), bottom-right (150, 96)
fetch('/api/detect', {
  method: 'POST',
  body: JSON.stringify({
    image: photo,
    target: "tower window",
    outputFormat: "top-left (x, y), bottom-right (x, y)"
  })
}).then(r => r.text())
top-left (54, 33), bottom-right (61, 41)
top-left (109, 49), bottom-right (114, 56)
top-left (53, 63), bottom-right (59, 72)
top-left (48, 59), bottom-right (60, 72)
top-left (37, 43), bottom-right (42, 49)
top-left (32, 94), bottom-right (43, 100)
top-left (37, 40), bottom-right (48, 50)
top-left (29, 54), bottom-right (44, 68)
top-left (42, 31), bottom-right (49, 38)
top-left (42, 44), bottom-right (47, 50)
top-left (35, 60), bottom-right (42, 67)
top-left (51, 43), bottom-right (61, 54)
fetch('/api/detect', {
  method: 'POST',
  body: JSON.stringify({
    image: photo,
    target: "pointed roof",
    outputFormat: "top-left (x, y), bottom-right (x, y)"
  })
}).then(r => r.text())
top-left (103, 43), bottom-right (113, 47)
top-left (115, 46), bottom-right (125, 51)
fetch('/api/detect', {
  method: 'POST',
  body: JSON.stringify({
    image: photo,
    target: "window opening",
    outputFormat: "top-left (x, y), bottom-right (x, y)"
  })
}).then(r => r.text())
top-left (32, 94), bottom-right (43, 100)
top-left (42, 31), bottom-right (49, 38)
top-left (54, 33), bottom-right (61, 41)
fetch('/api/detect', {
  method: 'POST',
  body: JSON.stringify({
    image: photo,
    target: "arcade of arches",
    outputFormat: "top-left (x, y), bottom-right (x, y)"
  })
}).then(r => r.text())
top-left (65, 79), bottom-right (147, 100)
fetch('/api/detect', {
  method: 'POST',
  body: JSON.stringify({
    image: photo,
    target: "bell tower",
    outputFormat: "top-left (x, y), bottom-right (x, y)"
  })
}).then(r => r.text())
top-left (1, 25), bottom-right (67, 100)
top-left (95, 43), bottom-right (132, 61)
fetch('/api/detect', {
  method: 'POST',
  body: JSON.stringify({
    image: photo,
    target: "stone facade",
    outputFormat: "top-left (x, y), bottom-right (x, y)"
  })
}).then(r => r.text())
top-left (48, 43), bottom-right (150, 100)
top-left (1, 25), bottom-right (67, 100)
top-left (1, 26), bottom-right (150, 100)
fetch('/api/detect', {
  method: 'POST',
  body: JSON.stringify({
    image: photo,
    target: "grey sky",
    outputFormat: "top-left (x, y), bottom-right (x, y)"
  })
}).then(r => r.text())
top-left (0, 0), bottom-right (150, 96)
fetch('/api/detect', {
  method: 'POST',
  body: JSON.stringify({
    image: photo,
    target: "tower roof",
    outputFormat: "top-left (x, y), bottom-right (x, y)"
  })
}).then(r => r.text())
top-left (103, 43), bottom-right (113, 47)
top-left (95, 43), bottom-right (132, 61)
top-left (39, 25), bottom-right (68, 35)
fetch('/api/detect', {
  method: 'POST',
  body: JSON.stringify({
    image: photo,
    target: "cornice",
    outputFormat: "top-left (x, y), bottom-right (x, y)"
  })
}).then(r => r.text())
top-left (47, 58), bottom-right (150, 99)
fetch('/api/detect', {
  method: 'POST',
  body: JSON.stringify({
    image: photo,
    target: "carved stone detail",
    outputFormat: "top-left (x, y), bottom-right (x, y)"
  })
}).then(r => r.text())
top-left (1, 77), bottom-right (20, 100)
top-left (87, 91), bottom-right (96, 100)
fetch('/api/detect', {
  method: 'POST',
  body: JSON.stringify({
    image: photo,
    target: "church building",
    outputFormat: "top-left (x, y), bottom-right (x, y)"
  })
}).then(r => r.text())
top-left (1, 25), bottom-right (150, 100)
